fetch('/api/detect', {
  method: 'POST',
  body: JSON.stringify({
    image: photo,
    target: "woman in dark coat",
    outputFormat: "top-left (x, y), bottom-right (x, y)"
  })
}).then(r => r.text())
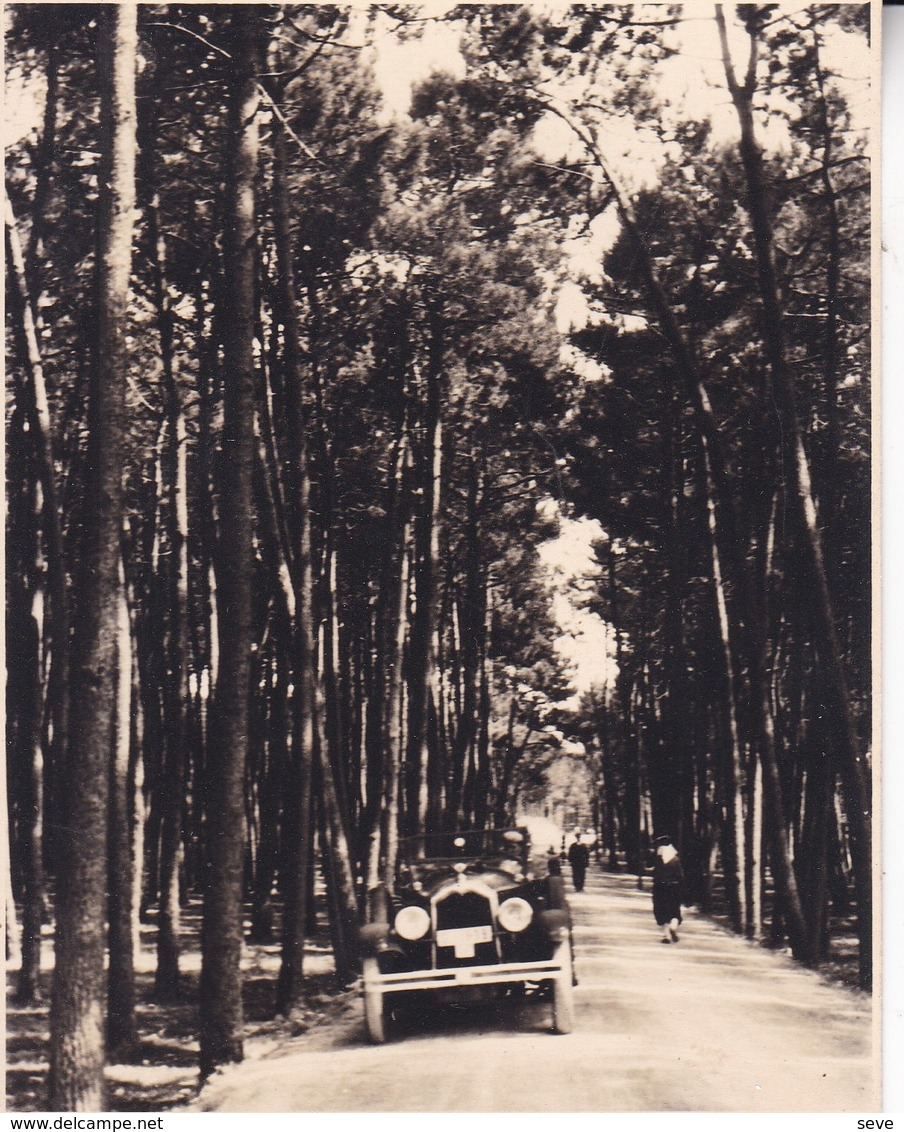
top-left (652, 835), bottom-right (684, 943)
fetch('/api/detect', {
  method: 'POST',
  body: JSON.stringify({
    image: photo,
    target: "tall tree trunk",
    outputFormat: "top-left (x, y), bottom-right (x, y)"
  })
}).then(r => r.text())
top-left (127, 613), bottom-right (147, 962)
top-left (248, 648), bottom-right (286, 944)
top-left (189, 269), bottom-right (217, 891)
top-left (25, 38), bottom-right (59, 285)
top-left (323, 545), bottom-right (352, 830)
top-left (302, 278), bottom-right (358, 945)
top-left (18, 613), bottom-right (45, 1003)
top-left (108, 563), bottom-right (137, 1058)
top-left (459, 455), bottom-right (488, 828)
top-left (126, 474), bottom-right (165, 923)
top-left (5, 419), bottom-right (45, 1003)
top-left (141, 158), bottom-right (191, 1001)
top-left (744, 745), bottom-right (764, 940)
top-left (453, 455), bottom-right (485, 828)
top-left (382, 513), bottom-right (412, 892)
top-left (199, 7), bottom-right (262, 1077)
top-left (591, 686), bottom-right (621, 869)
top-left (660, 386), bottom-right (685, 845)
top-left (700, 446), bottom-right (747, 933)
top-left (471, 586), bottom-right (493, 830)
top-left (268, 103), bottom-right (316, 1013)
top-left (5, 786), bottom-right (22, 965)
top-left (47, 6), bottom-right (137, 1109)
top-left (406, 302), bottom-right (444, 836)
top-left (608, 545), bottom-right (641, 877)
top-left (364, 418), bottom-right (410, 893)
top-left (810, 27), bottom-right (843, 536)
top-left (6, 198), bottom-right (70, 894)
top-left (317, 745), bottom-right (361, 986)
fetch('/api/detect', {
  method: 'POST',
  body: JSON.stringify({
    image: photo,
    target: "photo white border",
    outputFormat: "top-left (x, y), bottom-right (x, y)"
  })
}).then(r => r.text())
top-left (881, 0), bottom-right (903, 1116)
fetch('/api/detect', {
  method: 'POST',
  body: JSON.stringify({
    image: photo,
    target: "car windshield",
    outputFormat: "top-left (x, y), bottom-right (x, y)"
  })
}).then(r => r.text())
top-left (397, 829), bottom-right (529, 867)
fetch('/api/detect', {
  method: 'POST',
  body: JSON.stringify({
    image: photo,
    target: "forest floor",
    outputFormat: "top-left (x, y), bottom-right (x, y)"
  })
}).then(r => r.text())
top-left (5, 902), bottom-right (351, 1113)
top-left (5, 866), bottom-right (877, 1113)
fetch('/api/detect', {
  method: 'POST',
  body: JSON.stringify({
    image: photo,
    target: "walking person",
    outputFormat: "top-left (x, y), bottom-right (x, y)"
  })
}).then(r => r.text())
top-left (652, 835), bottom-right (684, 943)
top-left (568, 833), bottom-right (590, 892)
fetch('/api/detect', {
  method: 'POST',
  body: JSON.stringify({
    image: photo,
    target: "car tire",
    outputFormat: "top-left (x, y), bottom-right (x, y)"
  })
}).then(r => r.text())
top-left (551, 940), bottom-right (575, 1034)
top-left (363, 957), bottom-right (389, 1043)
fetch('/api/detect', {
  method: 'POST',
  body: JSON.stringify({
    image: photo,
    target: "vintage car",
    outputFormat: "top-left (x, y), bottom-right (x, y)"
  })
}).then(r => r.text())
top-left (359, 828), bottom-right (574, 1042)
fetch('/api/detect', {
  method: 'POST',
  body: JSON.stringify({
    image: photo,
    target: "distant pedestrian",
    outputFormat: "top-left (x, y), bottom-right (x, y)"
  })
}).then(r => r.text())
top-left (568, 835), bottom-right (590, 892)
top-left (652, 835), bottom-right (684, 943)
top-left (547, 847), bottom-right (562, 876)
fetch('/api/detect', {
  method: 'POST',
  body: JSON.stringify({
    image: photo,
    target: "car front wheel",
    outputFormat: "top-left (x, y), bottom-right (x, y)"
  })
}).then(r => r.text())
top-left (363, 956), bottom-right (389, 1043)
top-left (551, 940), bottom-right (575, 1034)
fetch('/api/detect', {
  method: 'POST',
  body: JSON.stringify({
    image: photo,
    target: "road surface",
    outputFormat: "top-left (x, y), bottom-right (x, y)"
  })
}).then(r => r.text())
top-left (197, 867), bottom-right (877, 1112)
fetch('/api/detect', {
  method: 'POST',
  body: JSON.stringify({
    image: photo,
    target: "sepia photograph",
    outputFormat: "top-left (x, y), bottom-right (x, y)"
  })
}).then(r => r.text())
top-left (4, 0), bottom-right (882, 1116)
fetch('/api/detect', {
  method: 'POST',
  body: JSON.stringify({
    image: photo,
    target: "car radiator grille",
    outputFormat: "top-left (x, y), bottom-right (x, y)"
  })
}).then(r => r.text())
top-left (433, 889), bottom-right (498, 968)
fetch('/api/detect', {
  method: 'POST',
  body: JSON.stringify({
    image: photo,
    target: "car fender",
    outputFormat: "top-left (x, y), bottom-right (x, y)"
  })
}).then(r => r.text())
top-left (359, 921), bottom-right (391, 956)
top-left (546, 875), bottom-right (568, 910)
top-left (537, 908), bottom-right (570, 943)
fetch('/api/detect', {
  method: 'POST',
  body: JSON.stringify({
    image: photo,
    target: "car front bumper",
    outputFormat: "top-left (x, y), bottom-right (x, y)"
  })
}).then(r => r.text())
top-left (364, 957), bottom-right (568, 994)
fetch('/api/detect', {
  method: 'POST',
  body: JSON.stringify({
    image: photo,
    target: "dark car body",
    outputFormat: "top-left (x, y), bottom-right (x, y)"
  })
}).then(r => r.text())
top-left (359, 828), bottom-right (574, 1042)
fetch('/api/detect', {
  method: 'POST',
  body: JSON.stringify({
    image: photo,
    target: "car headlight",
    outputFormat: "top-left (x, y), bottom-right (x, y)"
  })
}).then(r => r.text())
top-left (497, 897), bottom-right (533, 933)
top-left (394, 905), bottom-right (431, 940)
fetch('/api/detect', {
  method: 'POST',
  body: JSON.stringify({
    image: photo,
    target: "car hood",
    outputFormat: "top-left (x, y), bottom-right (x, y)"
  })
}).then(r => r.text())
top-left (399, 863), bottom-right (526, 898)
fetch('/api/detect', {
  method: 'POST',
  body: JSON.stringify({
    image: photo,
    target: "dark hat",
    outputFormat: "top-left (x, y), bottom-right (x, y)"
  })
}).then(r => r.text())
top-left (654, 835), bottom-right (672, 846)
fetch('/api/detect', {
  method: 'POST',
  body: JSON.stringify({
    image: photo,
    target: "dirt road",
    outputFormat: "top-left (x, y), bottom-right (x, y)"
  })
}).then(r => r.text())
top-left (197, 868), bottom-right (877, 1112)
